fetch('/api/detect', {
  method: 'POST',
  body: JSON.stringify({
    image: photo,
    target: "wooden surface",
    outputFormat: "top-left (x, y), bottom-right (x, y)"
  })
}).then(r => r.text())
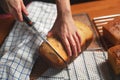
top-left (0, 15), bottom-right (14, 46)
top-left (71, 0), bottom-right (120, 19)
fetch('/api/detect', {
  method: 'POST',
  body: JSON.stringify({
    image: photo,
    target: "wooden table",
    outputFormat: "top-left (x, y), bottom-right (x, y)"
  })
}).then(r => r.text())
top-left (71, 0), bottom-right (120, 19)
top-left (0, 15), bottom-right (14, 46)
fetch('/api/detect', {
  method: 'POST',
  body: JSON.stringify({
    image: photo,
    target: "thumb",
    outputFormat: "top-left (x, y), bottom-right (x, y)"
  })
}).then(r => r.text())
top-left (21, 0), bottom-right (28, 15)
top-left (47, 31), bottom-right (53, 37)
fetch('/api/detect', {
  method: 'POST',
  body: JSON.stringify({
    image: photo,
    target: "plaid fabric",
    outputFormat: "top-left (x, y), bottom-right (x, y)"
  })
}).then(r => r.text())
top-left (0, 1), bottom-right (57, 80)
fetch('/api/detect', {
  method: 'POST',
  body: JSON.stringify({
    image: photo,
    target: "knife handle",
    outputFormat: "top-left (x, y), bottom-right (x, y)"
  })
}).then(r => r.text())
top-left (22, 12), bottom-right (33, 26)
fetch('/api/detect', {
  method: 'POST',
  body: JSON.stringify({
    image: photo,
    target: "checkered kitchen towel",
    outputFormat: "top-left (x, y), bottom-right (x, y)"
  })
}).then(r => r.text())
top-left (0, 1), bottom-right (57, 80)
top-left (0, 1), bottom-right (120, 80)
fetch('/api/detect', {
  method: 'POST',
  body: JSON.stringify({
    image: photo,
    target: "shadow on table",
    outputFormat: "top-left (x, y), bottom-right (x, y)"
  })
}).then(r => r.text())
top-left (99, 61), bottom-right (120, 80)
top-left (33, 0), bottom-right (97, 4)
top-left (30, 56), bottom-right (63, 80)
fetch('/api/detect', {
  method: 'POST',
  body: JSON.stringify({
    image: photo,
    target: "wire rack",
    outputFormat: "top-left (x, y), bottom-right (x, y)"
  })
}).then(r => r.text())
top-left (92, 14), bottom-right (120, 50)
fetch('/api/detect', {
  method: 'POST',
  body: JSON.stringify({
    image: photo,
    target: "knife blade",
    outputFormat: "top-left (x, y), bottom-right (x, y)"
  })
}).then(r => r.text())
top-left (22, 12), bottom-right (67, 66)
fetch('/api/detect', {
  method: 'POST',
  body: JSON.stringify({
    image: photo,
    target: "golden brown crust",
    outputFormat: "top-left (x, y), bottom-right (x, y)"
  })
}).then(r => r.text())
top-left (103, 17), bottom-right (120, 45)
top-left (39, 37), bottom-right (70, 68)
top-left (108, 45), bottom-right (120, 75)
top-left (39, 21), bottom-right (93, 68)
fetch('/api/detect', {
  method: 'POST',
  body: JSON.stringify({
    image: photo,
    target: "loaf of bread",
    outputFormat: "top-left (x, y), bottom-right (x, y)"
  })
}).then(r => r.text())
top-left (108, 45), bottom-right (120, 75)
top-left (103, 17), bottom-right (120, 45)
top-left (39, 21), bottom-right (93, 68)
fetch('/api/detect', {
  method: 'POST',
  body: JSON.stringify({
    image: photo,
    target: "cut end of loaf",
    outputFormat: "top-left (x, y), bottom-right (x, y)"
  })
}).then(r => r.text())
top-left (39, 37), bottom-right (70, 69)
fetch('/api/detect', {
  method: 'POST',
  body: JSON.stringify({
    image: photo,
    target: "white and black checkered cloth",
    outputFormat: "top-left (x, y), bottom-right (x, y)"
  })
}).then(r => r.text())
top-left (0, 1), bottom-right (56, 80)
top-left (0, 1), bottom-right (120, 80)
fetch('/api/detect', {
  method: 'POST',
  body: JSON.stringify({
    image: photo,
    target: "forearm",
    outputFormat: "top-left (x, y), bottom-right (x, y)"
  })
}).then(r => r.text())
top-left (56, 0), bottom-right (72, 18)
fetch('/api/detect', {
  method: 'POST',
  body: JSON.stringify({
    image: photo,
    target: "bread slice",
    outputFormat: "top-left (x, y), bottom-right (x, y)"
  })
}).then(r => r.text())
top-left (39, 21), bottom-right (93, 68)
top-left (108, 45), bottom-right (120, 75)
top-left (103, 17), bottom-right (120, 45)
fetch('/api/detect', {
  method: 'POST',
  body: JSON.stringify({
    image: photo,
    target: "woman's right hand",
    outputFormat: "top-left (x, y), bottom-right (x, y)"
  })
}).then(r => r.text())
top-left (0, 0), bottom-right (28, 21)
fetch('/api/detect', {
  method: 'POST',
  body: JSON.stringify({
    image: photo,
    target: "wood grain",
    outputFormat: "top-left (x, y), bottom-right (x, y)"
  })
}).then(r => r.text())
top-left (71, 0), bottom-right (120, 19)
top-left (0, 15), bottom-right (14, 46)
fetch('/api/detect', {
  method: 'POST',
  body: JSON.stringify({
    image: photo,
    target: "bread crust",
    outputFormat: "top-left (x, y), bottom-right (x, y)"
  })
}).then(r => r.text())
top-left (39, 21), bottom-right (93, 68)
top-left (108, 45), bottom-right (120, 75)
top-left (103, 17), bottom-right (120, 45)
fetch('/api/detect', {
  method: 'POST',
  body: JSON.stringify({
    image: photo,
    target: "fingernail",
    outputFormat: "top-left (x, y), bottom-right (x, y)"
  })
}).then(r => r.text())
top-left (69, 54), bottom-right (72, 57)
top-left (75, 53), bottom-right (78, 57)
top-left (20, 18), bottom-right (23, 22)
top-left (69, 53), bottom-right (72, 57)
top-left (79, 48), bottom-right (81, 53)
top-left (26, 12), bottom-right (29, 15)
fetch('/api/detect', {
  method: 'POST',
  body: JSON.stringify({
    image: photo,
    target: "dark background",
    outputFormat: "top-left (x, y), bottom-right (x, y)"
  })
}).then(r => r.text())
top-left (0, 0), bottom-right (94, 14)
top-left (37, 0), bottom-right (93, 4)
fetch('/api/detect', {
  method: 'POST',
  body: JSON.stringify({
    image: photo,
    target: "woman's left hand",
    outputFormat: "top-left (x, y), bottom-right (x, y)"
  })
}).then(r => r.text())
top-left (47, 15), bottom-right (81, 57)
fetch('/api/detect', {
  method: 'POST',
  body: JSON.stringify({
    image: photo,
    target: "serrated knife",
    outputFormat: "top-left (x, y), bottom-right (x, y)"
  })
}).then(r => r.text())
top-left (22, 12), bottom-right (67, 65)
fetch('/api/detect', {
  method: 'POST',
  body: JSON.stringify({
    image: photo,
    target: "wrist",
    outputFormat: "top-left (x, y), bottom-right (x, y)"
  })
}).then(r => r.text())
top-left (57, 13), bottom-right (74, 25)
top-left (56, 0), bottom-right (72, 19)
top-left (57, 10), bottom-right (72, 19)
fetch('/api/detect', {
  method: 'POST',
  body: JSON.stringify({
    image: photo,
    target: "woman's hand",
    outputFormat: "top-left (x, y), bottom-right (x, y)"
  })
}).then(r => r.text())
top-left (48, 15), bottom-right (81, 57)
top-left (0, 0), bottom-right (28, 21)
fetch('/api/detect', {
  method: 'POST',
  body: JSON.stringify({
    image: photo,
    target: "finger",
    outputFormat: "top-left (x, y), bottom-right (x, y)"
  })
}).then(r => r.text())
top-left (16, 6), bottom-right (23, 21)
top-left (47, 31), bottom-right (53, 37)
top-left (62, 37), bottom-right (72, 56)
top-left (75, 32), bottom-right (81, 52)
top-left (10, 0), bottom-right (23, 21)
top-left (73, 32), bottom-right (81, 56)
top-left (76, 32), bottom-right (81, 52)
top-left (68, 35), bottom-right (77, 57)
top-left (8, 1), bottom-right (22, 21)
top-left (10, 9), bottom-right (22, 21)
top-left (20, 0), bottom-right (28, 15)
